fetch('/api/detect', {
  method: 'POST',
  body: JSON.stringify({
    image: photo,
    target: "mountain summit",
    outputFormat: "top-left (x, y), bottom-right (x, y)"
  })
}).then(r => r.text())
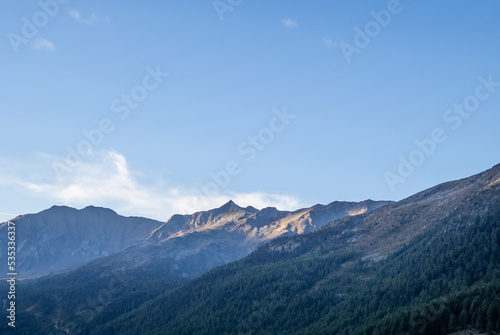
top-left (0, 206), bottom-right (163, 278)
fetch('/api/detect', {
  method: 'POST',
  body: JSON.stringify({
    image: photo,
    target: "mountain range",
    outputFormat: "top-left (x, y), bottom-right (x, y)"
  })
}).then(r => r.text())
top-left (1, 164), bottom-right (500, 334)
top-left (0, 199), bottom-right (391, 279)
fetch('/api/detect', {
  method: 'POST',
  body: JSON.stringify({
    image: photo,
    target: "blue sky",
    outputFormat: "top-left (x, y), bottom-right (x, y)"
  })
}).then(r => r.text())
top-left (1, 1), bottom-right (500, 221)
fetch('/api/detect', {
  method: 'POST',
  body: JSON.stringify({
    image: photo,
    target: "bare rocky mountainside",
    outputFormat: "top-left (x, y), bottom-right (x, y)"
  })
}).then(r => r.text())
top-left (0, 199), bottom-right (391, 279)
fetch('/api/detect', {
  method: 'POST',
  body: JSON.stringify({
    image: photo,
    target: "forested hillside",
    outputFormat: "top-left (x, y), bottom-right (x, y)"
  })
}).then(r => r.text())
top-left (90, 206), bottom-right (500, 335)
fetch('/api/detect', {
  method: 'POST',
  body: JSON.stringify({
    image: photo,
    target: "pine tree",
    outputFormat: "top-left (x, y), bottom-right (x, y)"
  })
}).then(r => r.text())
top-left (448, 313), bottom-right (457, 332)
top-left (459, 308), bottom-right (469, 327)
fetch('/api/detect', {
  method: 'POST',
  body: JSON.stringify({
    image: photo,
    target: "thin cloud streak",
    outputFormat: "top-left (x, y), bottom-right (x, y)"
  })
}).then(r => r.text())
top-left (69, 10), bottom-right (103, 25)
top-left (1, 151), bottom-right (302, 221)
top-left (68, 9), bottom-right (81, 21)
top-left (32, 38), bottom-right (55, 51)
top-left (282, 18), bottom-right (298, 28)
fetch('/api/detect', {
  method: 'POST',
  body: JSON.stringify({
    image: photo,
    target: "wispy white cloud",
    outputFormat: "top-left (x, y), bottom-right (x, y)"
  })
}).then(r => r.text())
top-left (69, 10), bottom-right (104, 25)
top-left (68, 9), bottom-right (81, 21)
top-left (1, 151), bottom-right (302, 221)
top-left (322, 37), bottom-right (333, 46)
top-left (84, 13), bottom-right (97, 25)
top-left (231, 193), bottom-right (300, 211)
top-left (32, 38), bottom-right (55, 52)
top-left (282, 18), bottom-right (298, 29)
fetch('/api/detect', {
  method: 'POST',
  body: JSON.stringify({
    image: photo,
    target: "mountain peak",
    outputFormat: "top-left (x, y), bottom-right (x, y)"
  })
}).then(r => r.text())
top-left (219, 200), bottom-right (241, 211)
top-left (245, 205), bottom-right (259, 213)
top-left (41, 205), bottom-right (78, 215)
top-left (81, 205), bottom-right (118, 215)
